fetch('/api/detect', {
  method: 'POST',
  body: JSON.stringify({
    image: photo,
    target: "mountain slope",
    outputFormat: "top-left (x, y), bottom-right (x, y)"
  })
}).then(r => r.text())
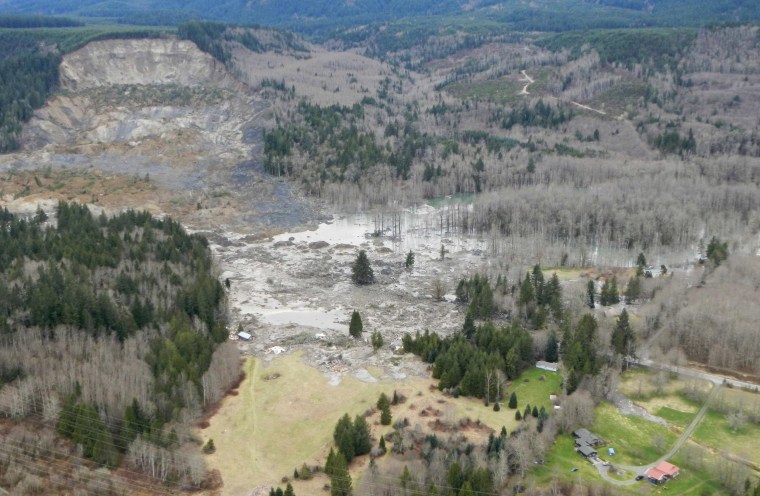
top-left (1, 0), bottom-right (760, 31)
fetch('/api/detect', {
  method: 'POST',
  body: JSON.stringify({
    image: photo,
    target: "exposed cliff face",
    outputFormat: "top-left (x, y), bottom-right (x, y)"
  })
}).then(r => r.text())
top-left (22, 38), bottom-right (253, 154)
top-left (59, 39), bottom-right (236, 90)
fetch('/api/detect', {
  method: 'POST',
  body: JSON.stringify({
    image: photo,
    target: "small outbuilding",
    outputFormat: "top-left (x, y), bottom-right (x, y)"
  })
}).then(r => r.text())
top-left (536, 361), bottom-right (560, 372)
top-left (237, 331), bottom-right (252, 341)
top-left (608, 447), bottom-right (615, 456)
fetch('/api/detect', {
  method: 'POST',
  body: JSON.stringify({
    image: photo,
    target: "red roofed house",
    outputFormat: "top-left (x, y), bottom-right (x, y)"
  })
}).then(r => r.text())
top-left (645, 461), bottom-right (680, 483)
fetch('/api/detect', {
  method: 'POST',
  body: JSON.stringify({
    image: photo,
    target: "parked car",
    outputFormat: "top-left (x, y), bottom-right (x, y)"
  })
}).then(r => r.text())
top-left (635, 475), bottom-right (644, 481)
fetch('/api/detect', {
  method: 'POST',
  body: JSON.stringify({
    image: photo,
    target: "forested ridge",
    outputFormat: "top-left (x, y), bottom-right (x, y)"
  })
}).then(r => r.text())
top-left (0, 203), bottom-right (239, 489)
top-left (2, 0), bottom-right (760, 33)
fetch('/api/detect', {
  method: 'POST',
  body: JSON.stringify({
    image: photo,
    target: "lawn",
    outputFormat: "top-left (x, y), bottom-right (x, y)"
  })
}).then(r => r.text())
top-left (591, 402), bottom-right (676, 467)
top-left (693, 408), bottom-right (760, 466)
top-left (531, 434), bottom-right (600, 484)
top-left (510, 367), bottom-right (562, 413)
top-left (531, 408), bottom-right (731, 495)
top-left (448, 366), bottom-right (562, 436)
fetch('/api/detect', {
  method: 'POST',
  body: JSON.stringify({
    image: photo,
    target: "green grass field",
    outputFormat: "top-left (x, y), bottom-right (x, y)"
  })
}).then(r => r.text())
top-left (693, 408), bottom-right (760, 465)
top-left (532, 434), bottom-right (600, 483)
top-left (509, 367), bottom-right (562, 414)
top-left (592, 402), bottom-right (676, 467)
top-left (447, 366), bottom-right (562, 436)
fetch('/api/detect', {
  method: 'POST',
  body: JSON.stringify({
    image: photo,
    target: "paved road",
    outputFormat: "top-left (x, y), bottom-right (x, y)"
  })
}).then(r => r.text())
top-left (631, 357), bottom-right (760, 391)
top-left (592, 369), bottom-right (724, 485)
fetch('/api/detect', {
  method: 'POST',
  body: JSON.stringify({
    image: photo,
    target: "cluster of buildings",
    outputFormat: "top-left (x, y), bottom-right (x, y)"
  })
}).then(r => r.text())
top-left (573, 428), bottom-right (603, 459)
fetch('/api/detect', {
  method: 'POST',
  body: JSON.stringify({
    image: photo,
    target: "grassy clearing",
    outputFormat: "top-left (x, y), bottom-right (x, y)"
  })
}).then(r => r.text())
top-left (446, 77), bottom-right (524, 104)
top-left (693, 408), bottom-right (760, 465)
top-left (592, 402), bottom-right (676, 467)
top-left (587, 78), bottom-right (648, 116)
top-left (654, 406), bottom-right (695, 431)
top-left (619, 368), bottom-right (710, 401)
top-left (202, 354), bottom-right (417, 495)
top-left (509, 367), bottom-right (562, 414)
top-left (202, 360), bottom-right (562, 494)
top-left (446, 367), bottom-right (562, 437)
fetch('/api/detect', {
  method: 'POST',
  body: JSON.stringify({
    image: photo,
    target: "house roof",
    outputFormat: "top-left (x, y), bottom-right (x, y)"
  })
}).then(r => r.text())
top-left (645, 461), bottom-right (679, 480)
top-left (645, 468), bottom-right (666, 481)
top-left (573, 428), bottom-right (592, 438)
top-left (578, 445), bottom-right (597, 457)
top-left (655, 461), bottom-right (679, 476)
top-left (237, 331), bottom-right (252, 340)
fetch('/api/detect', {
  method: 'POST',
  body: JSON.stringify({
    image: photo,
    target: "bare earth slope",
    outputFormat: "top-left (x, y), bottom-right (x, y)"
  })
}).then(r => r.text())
top-left (59, 38), bottom-right (236, 90)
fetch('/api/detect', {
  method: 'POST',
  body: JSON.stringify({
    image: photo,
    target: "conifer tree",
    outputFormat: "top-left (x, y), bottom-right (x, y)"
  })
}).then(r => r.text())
top-left (351, 250), bottom-right (374, 285)
top-left (349, 310), bottom-right (363, 338)
top-left (377, 393), bottom-right (392, 425)
top-left (405, 250), bottom-right (415, 270)
top-left (508, 392), bottom-right (518, 409)
top-left (352, 415), bottom-right (372, 456)
top-left (330, 452), bottom-right (351, 496)
top-left (334, 414), bottom-right (355, 461)
top-left (586, 280), bottom-right (595, 309)
top-left (545, 332), bottom-right (559, 362)
top-left (611, 309), bottom-right (635, 357)
top-left (625, 276), bottom-right (642, 303)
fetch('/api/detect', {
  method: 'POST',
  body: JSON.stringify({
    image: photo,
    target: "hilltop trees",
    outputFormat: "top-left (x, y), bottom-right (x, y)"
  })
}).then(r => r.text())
top-left (352, 250), bottom-right (374, 285)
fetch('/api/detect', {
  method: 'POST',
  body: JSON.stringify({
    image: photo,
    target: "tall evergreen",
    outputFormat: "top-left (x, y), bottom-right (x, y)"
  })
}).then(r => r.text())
top-left (330, 452), bottom-right (352, 496)
top-left (333, 414), bottom-right (355, 461)
top-left (545, 332), bottom-right (559, 362)
top-left (405, 250), bottom-right (415, 270)
top-left (611, 309), bottom-right (635, 357)
top-left (352, 415), bottom-right (372, 457)
top-left (351, 250), bottom-right (374, 285)
top-left (349, 310), bottom-right (363, 338)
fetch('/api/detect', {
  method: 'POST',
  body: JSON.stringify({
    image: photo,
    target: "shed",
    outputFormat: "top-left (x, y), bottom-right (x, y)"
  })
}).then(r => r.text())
top-left (536, 361), bottom-right (560, 372)
top-left (237, 331), bottom-right (252, 341)
top-left (608, 447), bottom-right (615, 456)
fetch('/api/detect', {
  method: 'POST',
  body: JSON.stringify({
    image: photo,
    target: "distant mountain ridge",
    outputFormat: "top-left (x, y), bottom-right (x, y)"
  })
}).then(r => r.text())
top-left (0, 0), bottom-right (758, 32)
